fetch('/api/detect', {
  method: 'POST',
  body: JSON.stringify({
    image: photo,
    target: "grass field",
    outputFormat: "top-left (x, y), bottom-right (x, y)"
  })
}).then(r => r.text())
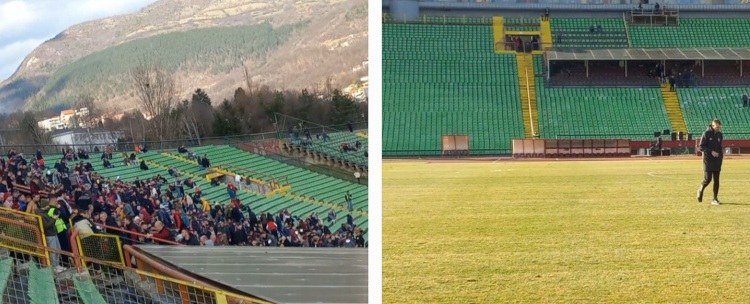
top-left (383, 158), bottom-right (750, 303)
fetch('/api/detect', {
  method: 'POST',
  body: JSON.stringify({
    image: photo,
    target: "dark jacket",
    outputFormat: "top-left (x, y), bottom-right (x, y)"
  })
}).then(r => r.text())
top-left (699, 126), bottom-right (723, 172)
top-left (38, 209), bottom-right (58, 237)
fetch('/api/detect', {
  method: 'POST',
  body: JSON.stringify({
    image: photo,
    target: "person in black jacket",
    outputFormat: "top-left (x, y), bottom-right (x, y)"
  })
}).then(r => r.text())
top-left (697, 119), bottom-right (724, 205)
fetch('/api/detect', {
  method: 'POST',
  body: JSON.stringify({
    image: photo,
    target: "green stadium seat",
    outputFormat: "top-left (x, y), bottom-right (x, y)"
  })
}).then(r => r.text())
top-left (678, 87), bottom-right (750, 138)
top-left (383, 24), bottom-right (525, 155)
top-left (630, 19), bottom-right (750, 48)
top-left (96, 145), bottom-right (368, 239)
top-left (550, 19), bottom-right (629, 49)
top-left (534, 55), bottom-right (671, 140)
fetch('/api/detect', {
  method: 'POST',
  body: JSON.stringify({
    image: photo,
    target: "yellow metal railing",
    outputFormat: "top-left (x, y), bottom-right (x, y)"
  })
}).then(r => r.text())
top-left (0, 207), bottom-right (50, 266)
top-left (0, 231), bottom-right (271, 304)
top-left (76, 232), bottom-right (125, 267)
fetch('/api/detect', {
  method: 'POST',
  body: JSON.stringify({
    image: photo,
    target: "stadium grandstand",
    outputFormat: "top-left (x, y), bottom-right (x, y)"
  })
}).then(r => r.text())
top-left (383, 0), bottom-right (750, 158)
top-left (0, 120), bottom-right (368, 303)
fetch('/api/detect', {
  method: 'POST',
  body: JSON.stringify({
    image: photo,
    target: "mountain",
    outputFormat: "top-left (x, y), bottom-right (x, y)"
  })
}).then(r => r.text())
top-left (0, 0), bottom-right (368, 113)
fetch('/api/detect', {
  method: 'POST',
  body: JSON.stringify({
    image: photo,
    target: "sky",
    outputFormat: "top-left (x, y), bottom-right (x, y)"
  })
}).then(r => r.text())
top-left (0, 0), bottom-right (158, 81)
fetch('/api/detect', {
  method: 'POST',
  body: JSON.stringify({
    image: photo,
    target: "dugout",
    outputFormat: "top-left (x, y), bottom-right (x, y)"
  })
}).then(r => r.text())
top-left (543, 47), bottom-right (750, 82)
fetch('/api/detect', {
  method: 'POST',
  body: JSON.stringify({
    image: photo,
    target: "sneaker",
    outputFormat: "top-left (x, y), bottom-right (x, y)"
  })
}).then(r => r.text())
top-left (697, 189), bottom-right (703, 203)
top-left (711, 199), bottom-right (720, 206)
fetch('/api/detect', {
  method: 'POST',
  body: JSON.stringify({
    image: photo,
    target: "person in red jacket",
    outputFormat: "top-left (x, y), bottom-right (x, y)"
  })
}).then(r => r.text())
top-left (138, 206), bottom-right (151, 224)
top-left (146, 221), bottom-right (172, 244)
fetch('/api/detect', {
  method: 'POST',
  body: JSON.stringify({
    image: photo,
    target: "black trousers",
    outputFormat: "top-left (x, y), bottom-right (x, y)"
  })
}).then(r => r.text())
top-left (700, 171), bottom-right (721, 199)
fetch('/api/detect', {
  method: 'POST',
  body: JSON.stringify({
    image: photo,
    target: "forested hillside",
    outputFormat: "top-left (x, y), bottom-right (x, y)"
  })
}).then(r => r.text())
top-left (0, 0), bottom-right (367, 112)
top-left (30, 22), bottom-right (307, 110)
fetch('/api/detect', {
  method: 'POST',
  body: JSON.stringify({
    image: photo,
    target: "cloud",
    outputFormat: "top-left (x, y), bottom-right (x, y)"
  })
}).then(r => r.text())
top-left (0, 0), bottom-right (158, 81)
top-left (0, 39), bottom-right (45, 80)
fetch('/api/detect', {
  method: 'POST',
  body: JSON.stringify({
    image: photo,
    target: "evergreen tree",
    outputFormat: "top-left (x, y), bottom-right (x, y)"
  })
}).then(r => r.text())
top-left (330, 89), bottom-right (359, 125)
top-left (192, 88), bottom-right (211, 106)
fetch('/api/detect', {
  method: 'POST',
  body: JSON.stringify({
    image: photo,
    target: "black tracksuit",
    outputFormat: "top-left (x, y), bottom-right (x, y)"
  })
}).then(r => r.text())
top-left (698, 126), bottom-right (723, 200)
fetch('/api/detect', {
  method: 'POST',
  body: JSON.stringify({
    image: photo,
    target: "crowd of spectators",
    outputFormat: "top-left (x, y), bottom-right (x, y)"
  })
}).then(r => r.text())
top-left (1, 146), bottom-right (367, 270)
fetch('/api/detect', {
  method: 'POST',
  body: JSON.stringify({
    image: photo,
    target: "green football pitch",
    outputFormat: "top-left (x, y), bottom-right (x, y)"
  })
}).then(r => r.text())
top-left (383, 157), bottom-right (750, 303)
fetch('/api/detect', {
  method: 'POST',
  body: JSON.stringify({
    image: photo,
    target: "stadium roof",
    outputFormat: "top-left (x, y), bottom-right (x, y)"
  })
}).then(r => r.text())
top-left (137, 245), bottom-right (368, 304)
top-left (545, 48), bottom-right (750, 61)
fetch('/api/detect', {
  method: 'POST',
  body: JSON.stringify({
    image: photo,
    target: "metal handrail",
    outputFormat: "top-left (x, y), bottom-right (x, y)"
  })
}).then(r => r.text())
top-left (525, 67), bottom-right (536, 137)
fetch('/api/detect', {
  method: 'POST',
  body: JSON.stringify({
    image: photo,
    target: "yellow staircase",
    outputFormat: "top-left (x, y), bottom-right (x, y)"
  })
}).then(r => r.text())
top-left (516, 54), bottom-right (540, 138)
top-left (539, 17), bottom-right (553, 49)
top-left (492, 16), bottom-right (505, 53)
top-left (660, 83), bottom-right (687, 134)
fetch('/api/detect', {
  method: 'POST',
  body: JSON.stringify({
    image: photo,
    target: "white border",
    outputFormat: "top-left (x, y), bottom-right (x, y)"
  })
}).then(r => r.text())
top-left (367, 0), bottom-right (383, 302)
top-left (367, 0), bottom-right (383, 303)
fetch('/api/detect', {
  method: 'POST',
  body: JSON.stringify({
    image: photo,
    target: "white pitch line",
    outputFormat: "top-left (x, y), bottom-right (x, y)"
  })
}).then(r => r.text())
top-left (647, 172), bottom-right (747, 182)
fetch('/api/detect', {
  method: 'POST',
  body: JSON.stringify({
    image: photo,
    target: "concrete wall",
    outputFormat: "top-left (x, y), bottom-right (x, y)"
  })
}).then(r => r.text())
top-left (390, 0), bottom-right (421, 21)
top-left (383, 0), bottom-right (750, 13)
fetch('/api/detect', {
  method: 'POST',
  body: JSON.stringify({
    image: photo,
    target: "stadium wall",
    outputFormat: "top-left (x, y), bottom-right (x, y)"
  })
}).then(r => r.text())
top-left (390, 0), bottom-right (421, 21)
top-left (383, 0), bottom-right (750, 10)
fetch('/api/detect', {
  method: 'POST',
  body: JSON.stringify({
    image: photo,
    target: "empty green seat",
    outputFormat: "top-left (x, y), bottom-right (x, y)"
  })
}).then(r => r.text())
top-left (630, 19), bottom-right (750, 48)
top-left (678, 88), bottom-right (750, 138)
top-left (533, 55), bottom-right (671, 140)
top-left (383, 23), bottom-right (525, 155)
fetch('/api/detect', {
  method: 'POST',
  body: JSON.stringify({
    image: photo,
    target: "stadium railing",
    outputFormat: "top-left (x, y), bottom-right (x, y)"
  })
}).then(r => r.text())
top-left (557, 132), bottom-right (750, 140)
top-left (0, 230), bottom-right (271, 304)
top-left (496, 41), bottom-right (554, 53)
top-left (0, 122), bottom-right (365, 155)
top-left (227, 138), bottom-right (369, 184)
top-left (383, 149), bottom-right (513, 157)
top-left (0, 207), bottom-right (50, 267)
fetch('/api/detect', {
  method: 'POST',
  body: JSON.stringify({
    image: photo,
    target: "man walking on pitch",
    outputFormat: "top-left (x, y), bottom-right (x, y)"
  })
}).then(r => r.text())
top-left (697, 119), bottom-right (724, 205)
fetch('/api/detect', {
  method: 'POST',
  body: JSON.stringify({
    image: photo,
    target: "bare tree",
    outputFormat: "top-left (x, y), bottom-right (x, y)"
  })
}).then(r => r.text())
top-left (176, 101), bottom-right (203, 146)
top-left (74, 93), bottom-right (102, 129)
top-left (19, 111), bottom-right (53, 151)
top-left (243, 64), bottom-right (254, 96)
top-left (130, 60), bottom-right (179, 141)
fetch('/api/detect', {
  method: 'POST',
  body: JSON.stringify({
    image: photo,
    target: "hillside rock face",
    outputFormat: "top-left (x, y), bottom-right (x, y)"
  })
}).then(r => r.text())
top-left (0, 0), bottom-right (368, 112)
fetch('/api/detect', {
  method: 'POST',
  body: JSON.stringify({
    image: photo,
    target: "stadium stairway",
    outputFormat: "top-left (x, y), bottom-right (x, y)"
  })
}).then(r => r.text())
top-left (540, 17), bottom-right (552, 48)
top-left (516, 53), bottom-right (540, 138)
top-left (660, 83), bottom-right (688, 134)
top-left (492, 16), bottom-right (505, 53)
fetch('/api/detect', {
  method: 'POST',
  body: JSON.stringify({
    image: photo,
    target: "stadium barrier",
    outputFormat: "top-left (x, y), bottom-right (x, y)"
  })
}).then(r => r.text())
top-left (76, 231), bottom-right (125, 267)
top-left (496, 41), bottom-right (553, 53)
top-left (231, 139), bottom-right (370, 185)
top-left (383, 14), bottom-right (494, 25)
top-left (513, 139), bottom-right (631, 158)
top-left (0, 230), bottom-right (270, 304)
top-left (0, 123), bottom-right (363, 155)
top-left (212, 165), bottom-right (288, 196)
top-left (0, 207), bottom-right (50, 267)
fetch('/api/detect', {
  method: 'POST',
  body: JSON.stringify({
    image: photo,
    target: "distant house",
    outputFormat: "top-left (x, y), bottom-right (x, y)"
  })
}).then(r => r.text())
top-left (50, 128), bottom-right (123, 152)
top-left (38, 108), bottom-right (93, 131)
top-left (38, 117), bottom-right (66, 131)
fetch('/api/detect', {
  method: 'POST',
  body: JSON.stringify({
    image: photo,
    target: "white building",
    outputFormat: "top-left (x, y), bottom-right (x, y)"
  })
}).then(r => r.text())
top-left (38, 109), bottom-right (80, 131)
top-left (38, 117), bottom-right (66, 131)
top-left (51, 128), bottom-right (123, 152)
